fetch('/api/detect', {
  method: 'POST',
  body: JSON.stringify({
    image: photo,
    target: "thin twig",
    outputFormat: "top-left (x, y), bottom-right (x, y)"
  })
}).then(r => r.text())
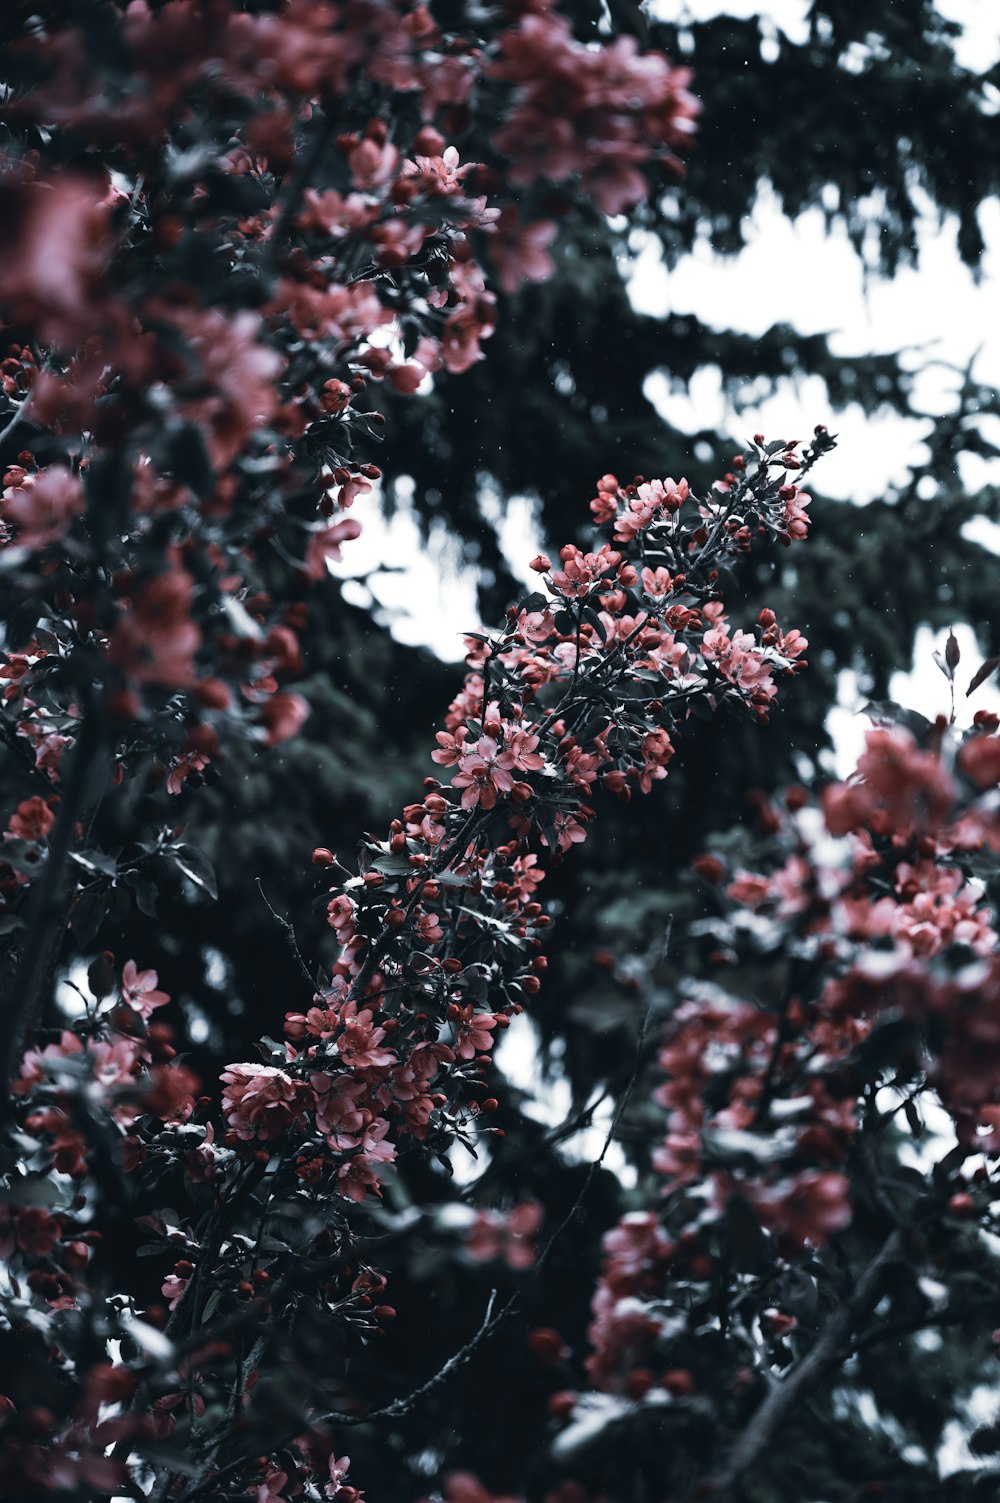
top-left (534, 972), bottom-right (662, 1276)
top-left (332, 1288), bottom-right (502, 1424)
top-left (255, 877), bottom-right (316, 987)
top-left (0, 385), bottom-right (35, 451)
top-left (176, 1287), bottom-right (507, 1502)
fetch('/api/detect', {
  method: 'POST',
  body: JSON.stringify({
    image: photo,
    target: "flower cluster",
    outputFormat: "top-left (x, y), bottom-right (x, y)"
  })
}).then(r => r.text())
top-left (0, 0), bottom-right (700, 857)
top-left (544, 694), bottom-right (1000, 1450)
top-left (3, 431), bottom-right (821, 1500)
top-left (491, 10), bottom-right (700, 216)
top-left (241, 437), bottom-right (821, 1209)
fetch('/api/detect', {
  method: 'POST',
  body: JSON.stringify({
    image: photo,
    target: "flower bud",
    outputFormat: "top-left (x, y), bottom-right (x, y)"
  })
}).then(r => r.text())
top-left (527, 1327), bottom-right (567, 1364)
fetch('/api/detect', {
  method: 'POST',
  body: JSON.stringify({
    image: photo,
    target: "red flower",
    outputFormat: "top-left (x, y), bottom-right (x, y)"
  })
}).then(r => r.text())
top-left (959, 733), bottom-right (1000, 790)
top-left (15, 1206), bottom-right (62, 1258)
top-left (258, 691), bottom-right (310, 746)
top-left (7, 796), bottom-right (56, 841)
top-left (109, 564), bottom-right (201, 689)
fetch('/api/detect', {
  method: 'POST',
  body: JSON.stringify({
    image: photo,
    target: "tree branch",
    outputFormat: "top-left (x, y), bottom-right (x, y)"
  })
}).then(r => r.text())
top-left (704, 1230), bottom-right (904, 1502)
top-left (0, 713), bottom-right (109, 1109)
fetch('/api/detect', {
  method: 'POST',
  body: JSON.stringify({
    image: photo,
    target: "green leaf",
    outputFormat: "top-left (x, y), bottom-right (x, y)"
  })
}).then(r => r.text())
top-left (967, 656), bottom-right (1000, 697)
top-left (170, 844), bottom-right (218, 900)
top-left (70, 889), bottom-right (109, 945)
top-left (862, 701), bottom-right (932, 739)
top-left (372, 852), bottom-right (413, 876)
top-left (583, 605), bottom-right (608, 643)
top-left (126, 872), bottom-right (160, 917)
top-left (519, 591), bottom-right (550, 613)
top-left (69, 847), bottom-right (118, 878)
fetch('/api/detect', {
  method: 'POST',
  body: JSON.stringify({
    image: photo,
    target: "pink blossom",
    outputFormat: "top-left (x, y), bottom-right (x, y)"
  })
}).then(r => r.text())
top-left (120, 960), bottom-right (170, 1020)
top-left (89, 1035), bottom-right (143, 1097)
top-left (326, 894), bottom-right (358, 938)
top-left (959, 733), bottom-right (1000, 790)
top-left (452, 735), bottom-right (516, 810)
top-left (704, 627), bottom-right (777, 710)
top-left (333, 1001), bottom-right (397, 1071)
top-left (297, 188), bottom-right (378, 240)
top-left (641, 565), bottom-right (674, 598)
top-left (782, 486), bottom-right (811, 540)
top-left (466, 1200), bottom-right (542, 1269)
top-left (638, 727), bottom-right (674, 793)
top-left (2, 465), bottom-right (86, 551)
top-left (511, 853), bottom-right (544, 898)
top-left (751, 1171), bottom-right (852, 1249)
top-left (431, 727), bottom-right (469, 766)
top-left (220, 1062), bottom-right (310, 1142)
top-left (489, 208), bottom-right (558, 295)
top-left (441, 303), bottom-right (495, 374)
top-left (336, 1118), bottom-right (396, 1202)
top-left (325, 1455), bottom-right (353, 1499)
top-left (549, 542), bottom-right (622, 598)
top-left (4, 176), bottom-right (114, 347)
top-left (312, 1071), bottom-right (369, 1143)
top-left (161, 1271), bottom-right (189, 1312)
top-left (348, 136), bottom-right (399, 190)
top-left (257, 1468), bottom-right (289, 1503)
top-left (167, 306), bottom-right (282, 471)
top-left (491, 15), bottom-right (699, 216)
top-left (304, 519), bottom-right (363, 579)
top-left (552, 812), bottom-right (588, 853)
top-left (613, 477), bottom-right (688, 542)
top-left (726, 871), bottom-right (772, 909)
top-left (451, 1005), bottom-right (497, 1061)
top-left (503, 726), bottom-right (545, 772)
top-left (272, 276), bottom-right (389, 347)
top-left (827, 727), bottom-right (958, 837)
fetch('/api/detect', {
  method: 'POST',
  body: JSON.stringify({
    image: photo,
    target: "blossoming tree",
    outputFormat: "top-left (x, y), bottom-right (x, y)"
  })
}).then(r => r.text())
top-left (3, 4), bottom-right (1000, 1503)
